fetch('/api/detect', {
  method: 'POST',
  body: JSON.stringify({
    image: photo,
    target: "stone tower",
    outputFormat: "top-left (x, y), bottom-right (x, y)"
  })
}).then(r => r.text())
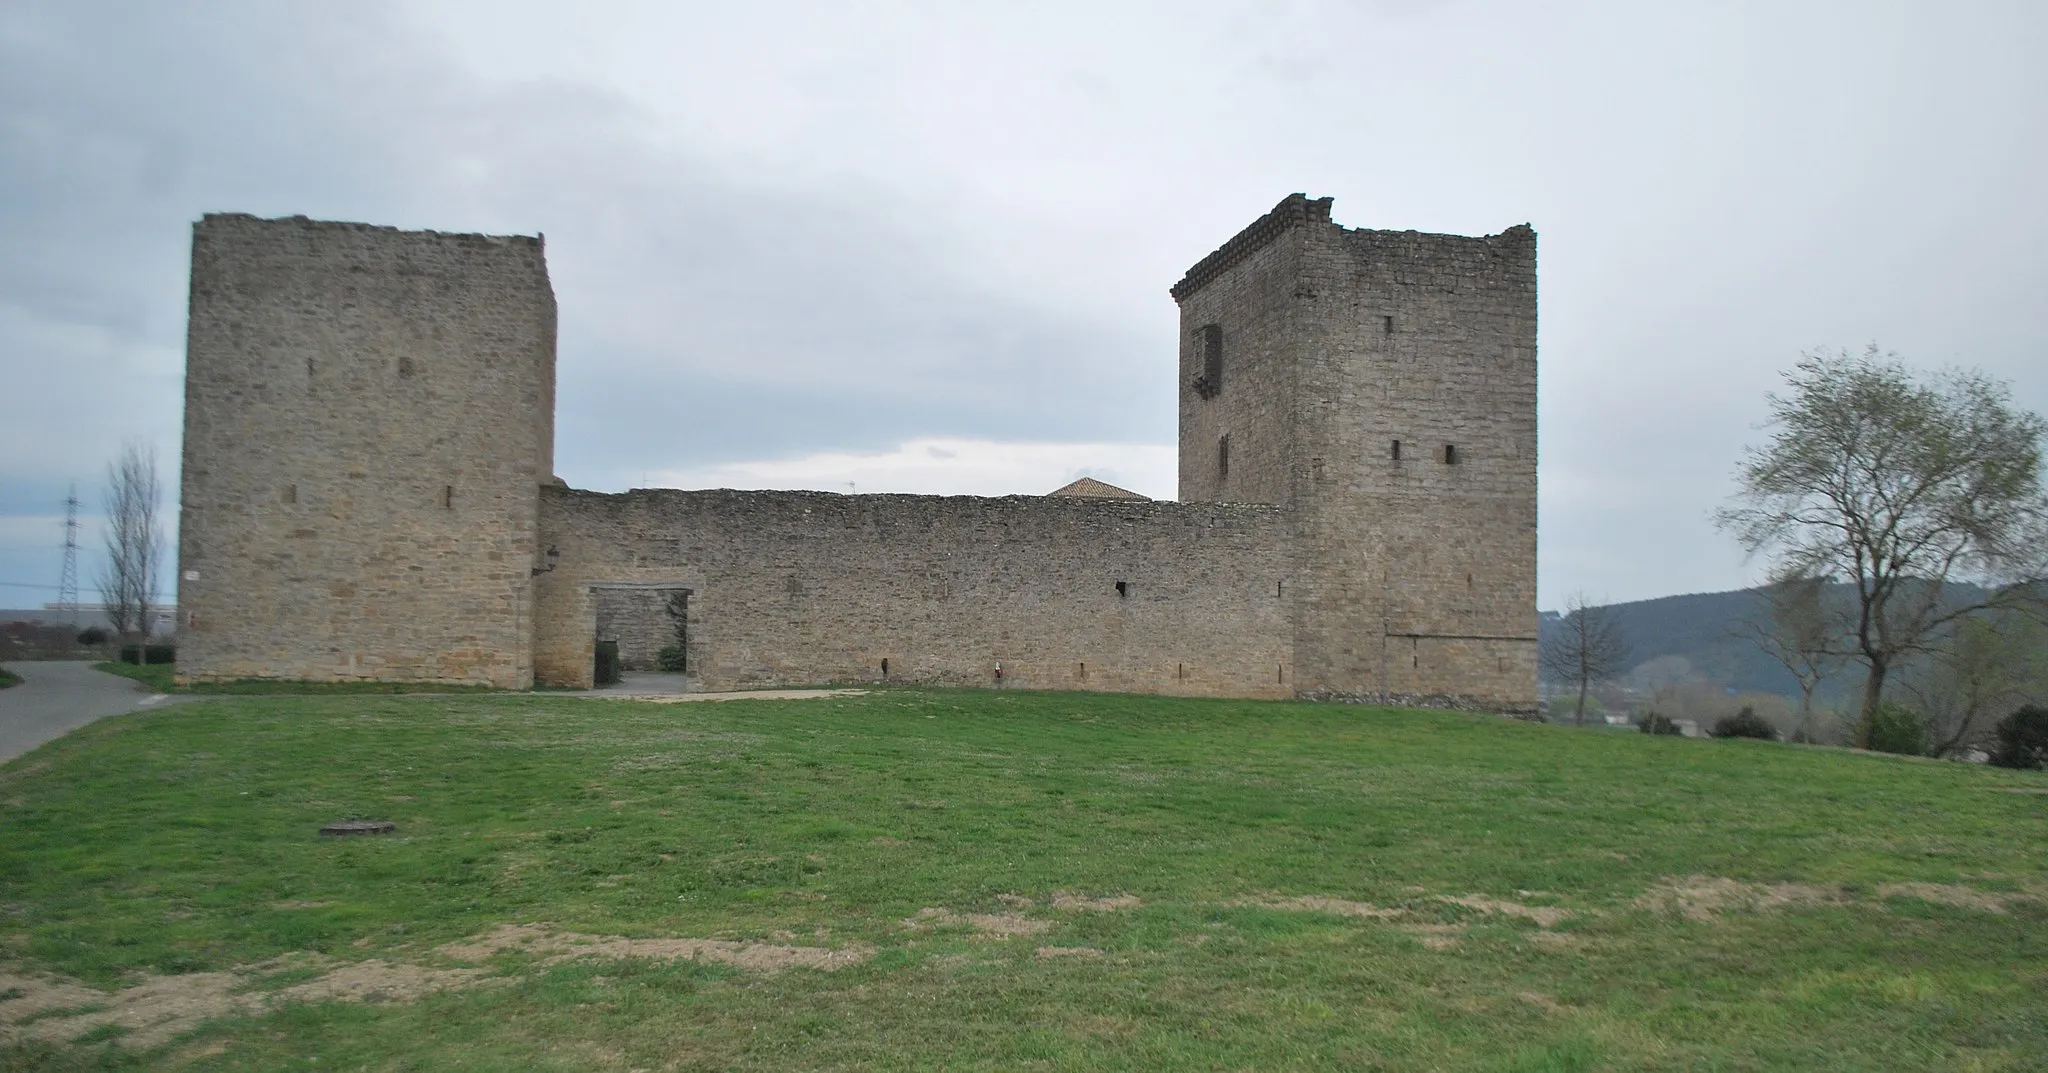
top-left (1174, 194), bottom-right (1538, 709)
top-left (176, 214), bottom-right (557, 688)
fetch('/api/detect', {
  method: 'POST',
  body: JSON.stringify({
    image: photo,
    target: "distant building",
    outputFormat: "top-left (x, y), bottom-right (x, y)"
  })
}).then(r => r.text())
top-left (1046, 478), bottom-right (1148, 500)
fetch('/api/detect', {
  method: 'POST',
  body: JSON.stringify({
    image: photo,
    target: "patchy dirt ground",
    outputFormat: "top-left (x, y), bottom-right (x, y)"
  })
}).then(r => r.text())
top-left (902, 907), bottom-right (1052, 937)
top-left (1048, 892), bottom-right (1142, 912)
top-left (1636, 876), bottom-right (1851, 921)
top-left (0, 924), bottom-right (873, 1049)
top-left (10, 879), bottom-right (2034, 1052)
top-left (1636, 876), bottom-right (2041, 921)
top-left (1234, 895), bottom-right (1406, 919)
top-left (437, 923), bottom-right (875, 972)
top-left (1440, 894), bottom-right (1577, 927)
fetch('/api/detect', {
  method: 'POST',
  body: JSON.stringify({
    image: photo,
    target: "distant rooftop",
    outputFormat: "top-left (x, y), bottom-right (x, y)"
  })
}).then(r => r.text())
top-left (1046, 477), bottom-right (1148, 500)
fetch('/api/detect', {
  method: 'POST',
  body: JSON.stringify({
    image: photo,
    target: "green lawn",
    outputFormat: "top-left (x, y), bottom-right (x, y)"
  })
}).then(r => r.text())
top-left (90, 661), bottom-right (498, 695)
top-left (1, 689), bottom-right (2044, 1070)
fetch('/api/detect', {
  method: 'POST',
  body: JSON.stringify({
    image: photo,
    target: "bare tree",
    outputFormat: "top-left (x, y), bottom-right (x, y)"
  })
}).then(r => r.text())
top-left (1541, 593), bottom-right (1633, 726)
top-left (95, 442), bottom-right (163, 642)
top-left (1899, 613), bottom-right (2045, 758)
top-left (1739, 573), bottom-right (1845, 742)
top-left (1717, 347), bottom-right (2048, 747)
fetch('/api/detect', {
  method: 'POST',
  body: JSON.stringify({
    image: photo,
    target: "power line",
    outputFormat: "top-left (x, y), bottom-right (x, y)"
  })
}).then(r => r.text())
top-left (0, 580), bottom-right (176, 601)
top-left (57, 484), bottom-right (80, 626)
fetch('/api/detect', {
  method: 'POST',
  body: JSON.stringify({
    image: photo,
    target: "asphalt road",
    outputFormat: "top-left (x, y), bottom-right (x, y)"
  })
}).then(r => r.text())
top-left (0, 661), bottom-right (190, 763)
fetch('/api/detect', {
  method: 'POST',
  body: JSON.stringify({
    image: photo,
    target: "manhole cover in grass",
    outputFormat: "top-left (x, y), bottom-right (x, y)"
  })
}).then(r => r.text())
top-left (320, 820), bottom-right (397, 836)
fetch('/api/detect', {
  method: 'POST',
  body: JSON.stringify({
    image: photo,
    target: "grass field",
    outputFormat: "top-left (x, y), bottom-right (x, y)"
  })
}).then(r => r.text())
top-left (88, 661), bottom-right (497, 695)
top-left (2, 688), bottom-right (2045, 1070)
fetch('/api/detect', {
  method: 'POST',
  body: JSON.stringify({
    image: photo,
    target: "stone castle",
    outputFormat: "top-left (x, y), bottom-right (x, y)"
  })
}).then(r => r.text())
top-left (176, 194), bottom-right (1538, 709)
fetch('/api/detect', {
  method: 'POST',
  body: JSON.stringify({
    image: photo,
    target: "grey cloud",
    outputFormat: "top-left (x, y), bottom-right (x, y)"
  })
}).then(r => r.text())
top-left (3, 0), bottom-right (2046, 611)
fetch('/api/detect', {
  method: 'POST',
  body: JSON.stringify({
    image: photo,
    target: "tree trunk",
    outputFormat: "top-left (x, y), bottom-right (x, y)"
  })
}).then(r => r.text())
top-left (1574, 678), bottom-right (1588, 726)
top-left (1857, 658), bottom-right (1889, 749)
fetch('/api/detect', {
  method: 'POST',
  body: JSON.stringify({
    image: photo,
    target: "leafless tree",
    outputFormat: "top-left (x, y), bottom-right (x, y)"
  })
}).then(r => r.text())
top-left (1739, 573), bottom-right (1845, 742)
top-left (1717, 347), bottom-right (2048, 746)
top-left (1541, 593), bottom-right (1633, 726)
top-left (95, 442), bottom-right (163, 642)
top-left (1899, 613), bottom-right (2046, 758)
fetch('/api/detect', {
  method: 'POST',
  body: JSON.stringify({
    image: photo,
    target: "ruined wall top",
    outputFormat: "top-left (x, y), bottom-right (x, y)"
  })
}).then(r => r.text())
top-left (1170, 193), bottom-right (1333, 301)
top-left (1170, 195), bottom-right (1537, 302)
top-left (197, 212), bottom-right (544, 250)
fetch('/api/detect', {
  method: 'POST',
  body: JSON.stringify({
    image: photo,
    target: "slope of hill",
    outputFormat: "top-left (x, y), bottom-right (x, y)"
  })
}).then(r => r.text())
top-left (1540, 583), bottom-right (1995, 702)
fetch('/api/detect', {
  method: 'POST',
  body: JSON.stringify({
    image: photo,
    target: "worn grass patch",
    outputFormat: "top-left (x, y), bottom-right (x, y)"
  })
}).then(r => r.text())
top-left (2, 689), bottom-right (2045, 1069)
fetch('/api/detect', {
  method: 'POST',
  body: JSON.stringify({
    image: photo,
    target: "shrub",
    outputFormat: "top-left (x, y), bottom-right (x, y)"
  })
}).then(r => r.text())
top-left (1712, 706), bottom-right (1780, 741)
top-left (119, 643), bottom-right (176, 665)
top-left (1988, 705), bottom-right (2048, 770)
top-left (76, 626), bottom-right (109, 645)
top-left (657, 645), bottom-right (687, 673)
top-left (1865, 702), bottom-right (1929, 756)
top-left (1637, 712), bottom-right (1683, 736)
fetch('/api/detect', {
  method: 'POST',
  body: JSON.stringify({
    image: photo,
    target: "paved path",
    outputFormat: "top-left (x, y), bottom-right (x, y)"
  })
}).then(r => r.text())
top-left (0, 661), bottom-right (191, 764)
top-left (588, 688), bottom-right (870, 704)
top-left (583, 674), bottom-right (867, 704)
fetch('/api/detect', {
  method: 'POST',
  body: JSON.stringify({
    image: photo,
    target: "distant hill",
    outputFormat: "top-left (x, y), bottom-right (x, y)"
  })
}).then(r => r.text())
top-left (1539, 583), bottom-right (1992, 702)
top-left (1542, 588), bottom-right (1794, 696)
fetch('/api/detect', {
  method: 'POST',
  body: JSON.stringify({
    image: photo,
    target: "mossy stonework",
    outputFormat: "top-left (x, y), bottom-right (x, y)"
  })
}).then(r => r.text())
top-left (176, 196), bottom-right (1537, 709)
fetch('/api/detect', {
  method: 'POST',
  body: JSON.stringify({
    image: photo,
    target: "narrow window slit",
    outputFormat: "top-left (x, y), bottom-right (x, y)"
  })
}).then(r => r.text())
top-left (1391, 439), bottom-right (1402, 461)
top-left (1115, 581), bottom-right (1128, 598)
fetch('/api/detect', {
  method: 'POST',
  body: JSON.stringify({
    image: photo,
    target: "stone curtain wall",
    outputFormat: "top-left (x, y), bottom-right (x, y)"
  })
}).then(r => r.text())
top-left (594, 586), bottom-right (680, 671)
top-left (1172, 195), bottom-right (1539, 711)
top-left (533, 488), bottom-right (1293, 696)
top-left (177, 215), bottom-right (556, 687)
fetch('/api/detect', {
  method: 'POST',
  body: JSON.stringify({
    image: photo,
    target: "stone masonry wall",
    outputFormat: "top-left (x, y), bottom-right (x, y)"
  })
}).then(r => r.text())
top-left (533, 487), bottom-right (1293, 697)
top-left (1289, 222), bottom-right (1538, 709)
top-left (1171, 195), bottom-right (1538, 711)
top-left (177, 214), bottom-right (556, 687)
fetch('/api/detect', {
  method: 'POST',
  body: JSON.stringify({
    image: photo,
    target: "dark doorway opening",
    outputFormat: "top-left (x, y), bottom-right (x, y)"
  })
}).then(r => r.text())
top-left (592, 583), bottom-right (694, 674)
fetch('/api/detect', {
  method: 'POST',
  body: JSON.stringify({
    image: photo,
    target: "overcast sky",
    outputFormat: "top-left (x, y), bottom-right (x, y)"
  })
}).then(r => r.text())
top-left (2, 0), bottom-right (2044, 613)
